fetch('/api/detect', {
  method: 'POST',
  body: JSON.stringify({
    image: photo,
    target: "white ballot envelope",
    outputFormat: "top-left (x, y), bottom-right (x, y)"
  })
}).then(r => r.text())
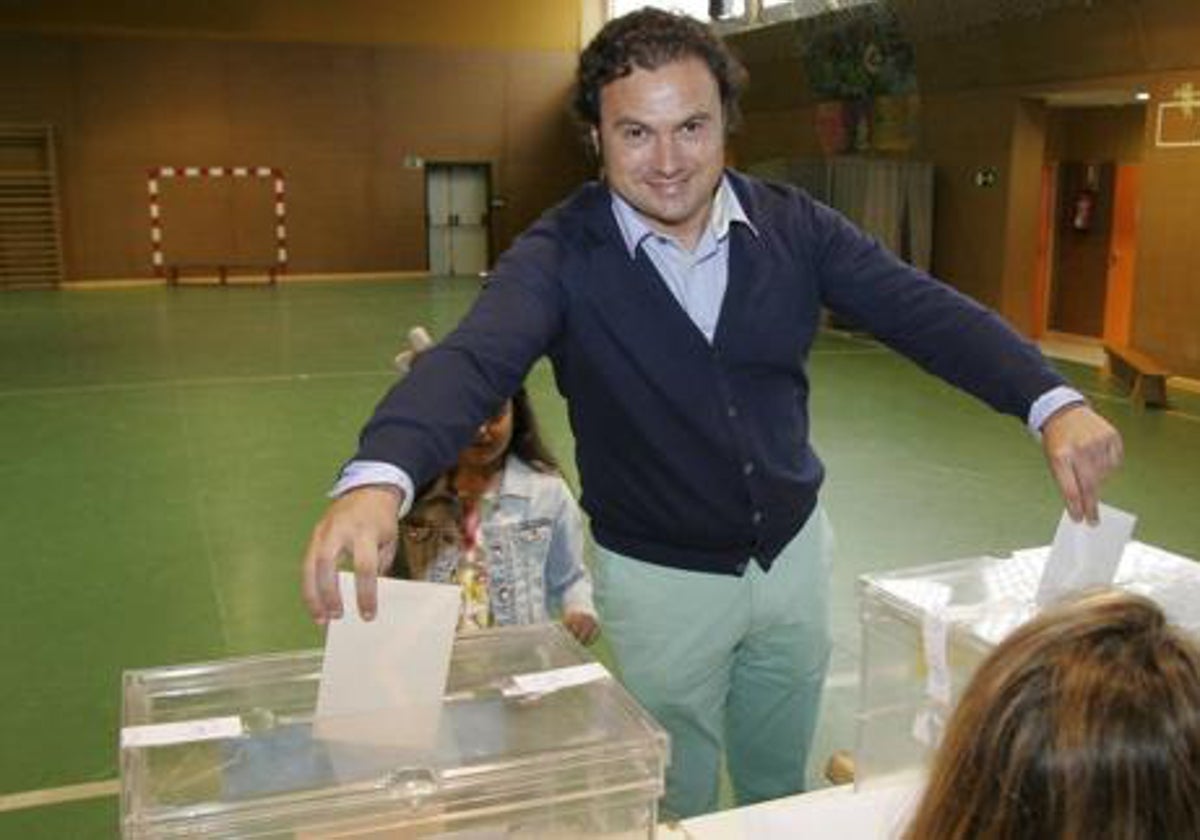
top-left (314, 573), bottom-right (460, 750)
top-left (1036, 503), bottom-right (1137, 606)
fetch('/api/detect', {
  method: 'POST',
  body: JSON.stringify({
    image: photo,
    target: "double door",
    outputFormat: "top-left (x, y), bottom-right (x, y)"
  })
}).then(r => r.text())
top-left (426, 163), bottom-right (490, 276)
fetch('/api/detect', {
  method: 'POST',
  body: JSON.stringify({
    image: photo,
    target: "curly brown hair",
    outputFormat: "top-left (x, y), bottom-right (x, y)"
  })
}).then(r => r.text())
top-left (573, 8), bottom-right (748, 132)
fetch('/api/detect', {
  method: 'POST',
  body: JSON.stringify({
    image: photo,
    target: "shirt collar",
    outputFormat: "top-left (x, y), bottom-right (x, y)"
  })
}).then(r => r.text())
top-left (611, 174), bottom-right (758, 258)
top-left (419, 454), bottom-right (533, 505)
top-left (497, 453), bottom-right (537, 500)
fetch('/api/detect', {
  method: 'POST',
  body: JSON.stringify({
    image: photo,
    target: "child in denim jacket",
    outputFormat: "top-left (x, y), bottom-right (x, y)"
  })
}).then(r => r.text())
top-left (390, 330), bottom-right (598, 644)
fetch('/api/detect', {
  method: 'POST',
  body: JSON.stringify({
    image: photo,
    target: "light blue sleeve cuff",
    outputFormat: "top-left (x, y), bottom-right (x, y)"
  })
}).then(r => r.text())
top-left (1028, 385), bottom-right (1087, 438)
top-left (561, 577), bottom-right (597, 617)
top-left (330, 460), bottom-right (416, 518)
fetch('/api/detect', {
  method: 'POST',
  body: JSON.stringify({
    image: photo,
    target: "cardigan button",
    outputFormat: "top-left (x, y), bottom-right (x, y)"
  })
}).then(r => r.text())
top-left (742, 461), bottom-right (755, 476)
top-left (727, 404), bottom-right (738, 419)
top-left (752, 510), bottom-right (764, 525)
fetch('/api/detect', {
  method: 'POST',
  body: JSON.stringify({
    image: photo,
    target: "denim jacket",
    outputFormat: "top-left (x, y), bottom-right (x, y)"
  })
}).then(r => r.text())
top-left (395, 455), bottom-right (595, 625)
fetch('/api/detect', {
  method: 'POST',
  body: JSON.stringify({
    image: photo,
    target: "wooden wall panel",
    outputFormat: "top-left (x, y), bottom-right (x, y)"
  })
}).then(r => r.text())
top-left (223, 43), bottom-right (375, 158)
top-left (160, 178), bottom-right (237, 265)
top-left (0, 34), bottom-right (587, 280)
top-left (0, 0), bottom-right (584, 52)
top-left (1045, 106), bottom-right (1147, 164)
top-left (73, 41), bottom-right (227, 165)
top-left (917, 92), bottom-right (1014, 310)
top-left (1103, 164), bottom-right (1140, 347)
top-left (906, 3), bottom-right (1151, 93)
top-left (1131, 71), bottom-right (1200, 376)
top-left (374, 49), bottom-right (508, 155)
top-left (738, 58), bottom-right (810, 114)
top-left (1107, 0), bottom-right (1200, 73)
top-left (732, 106), bottom-right (823, 167)
top-left (727, 1), bottom-right (1200, 377)
top-left (500, 51), bottom-right (589, 245)
top-left (0, 38), bottom-right (74, 119)
top-left (70, 171), bottom-right (149, 276)
top-left (1000, 99), bottom-right (1048, 335)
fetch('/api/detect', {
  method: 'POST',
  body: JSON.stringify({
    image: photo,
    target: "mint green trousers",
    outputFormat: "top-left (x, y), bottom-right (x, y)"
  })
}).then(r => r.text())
top-left (595, 509), bottom-right (833, 819)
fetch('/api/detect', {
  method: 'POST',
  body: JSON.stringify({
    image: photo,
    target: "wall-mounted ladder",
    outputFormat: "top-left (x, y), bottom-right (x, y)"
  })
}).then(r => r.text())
top-left (0, 124), bottom-right (64, 288)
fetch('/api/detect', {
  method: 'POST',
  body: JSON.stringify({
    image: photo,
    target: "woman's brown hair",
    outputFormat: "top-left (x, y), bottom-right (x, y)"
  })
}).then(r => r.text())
top-left (904, 589), bottom-right (1200, 840)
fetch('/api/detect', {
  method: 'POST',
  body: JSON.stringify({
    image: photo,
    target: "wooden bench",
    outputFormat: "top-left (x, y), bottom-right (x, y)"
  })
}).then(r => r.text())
top-left (166, 263), bottom-right (279, 286)
top-left (1103, 343), bottom-right (1170, 409)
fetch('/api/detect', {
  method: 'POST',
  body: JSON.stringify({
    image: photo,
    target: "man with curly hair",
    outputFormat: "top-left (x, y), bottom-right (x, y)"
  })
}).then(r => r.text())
top-left (303, 9), bottom-right (1122, 818)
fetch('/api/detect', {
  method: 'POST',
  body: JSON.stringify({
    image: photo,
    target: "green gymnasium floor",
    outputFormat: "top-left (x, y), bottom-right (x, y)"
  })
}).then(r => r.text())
top-left (1, 278), bottom-right (1197, 836)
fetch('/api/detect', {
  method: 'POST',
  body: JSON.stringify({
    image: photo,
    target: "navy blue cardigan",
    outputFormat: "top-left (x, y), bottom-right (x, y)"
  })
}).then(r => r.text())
top-left (356, 170), bottom-right (1065, 575)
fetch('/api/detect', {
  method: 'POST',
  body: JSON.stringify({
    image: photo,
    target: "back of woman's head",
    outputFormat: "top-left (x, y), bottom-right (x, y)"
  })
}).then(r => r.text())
top-left (904, 590), bottom-right (1200, 840)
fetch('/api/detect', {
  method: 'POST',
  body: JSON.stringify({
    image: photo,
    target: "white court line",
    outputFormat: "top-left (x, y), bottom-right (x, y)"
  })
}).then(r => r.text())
top-left (1167, 412), bottom-right (1200, 425)
top-left (0, 350), bottom-right (888, 402)
top-left (0, 779), bottom-right (118, 813)
top-left (1164, 407), bottom-right (1200, 425)
top-left (814, 346), bottom-right (1200, 421)
top-left (3, 355), bottom-right (1196, 421)
top-left (0, 369), bottom-right (394, 401)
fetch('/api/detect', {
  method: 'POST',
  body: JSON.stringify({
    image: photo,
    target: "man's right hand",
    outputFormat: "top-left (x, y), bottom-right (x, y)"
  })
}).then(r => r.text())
top-left (302, 485), bottom-right (404, 624)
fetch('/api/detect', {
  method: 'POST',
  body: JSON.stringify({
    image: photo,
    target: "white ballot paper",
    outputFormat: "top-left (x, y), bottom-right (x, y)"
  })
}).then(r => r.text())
top-left (314, 573), bottom-right (460, 749)
top-left (1036, 503), bottom-right (1137, 606)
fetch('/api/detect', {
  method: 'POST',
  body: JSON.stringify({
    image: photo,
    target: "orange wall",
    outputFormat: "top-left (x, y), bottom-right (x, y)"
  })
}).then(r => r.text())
top-left (900, 1), bottom-right (1200, 92)
top-left (1104, 164), bottom-right (1140, 347)
top-left (0, 34), bottom-right (589, 280)
top-left (1045, 106), bottom-right (1147, 164)
top-left (735, 105), bottom-right (824, 164)
top-left (0, 0), bottom-right (585, 51)
top-left (729, 0), bottom-right (1200, 378)
top-left (1131, 71), bottom-right (1200, 373)
top-left (918, 92), bottom-right (1014, 311)
top-left (908, 1), bottom-right (1200, 377)
top-left (1000, 99), bottom-right (1049, 336)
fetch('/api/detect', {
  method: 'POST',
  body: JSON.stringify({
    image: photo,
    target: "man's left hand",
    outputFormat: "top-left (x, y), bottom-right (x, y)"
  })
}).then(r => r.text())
top-left (1041, 404), bottom-right (1123, 524)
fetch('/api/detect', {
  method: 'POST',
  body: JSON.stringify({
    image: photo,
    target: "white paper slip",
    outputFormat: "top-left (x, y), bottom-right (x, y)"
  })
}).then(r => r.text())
top-left (314, 573), bottom-right (460, 749)
top-left (121, 716), bottom-right (244, 748)
top-left (1036, 503), bottom-right (1137, 606)
top-left (500, 662), bottom-right (610, 698)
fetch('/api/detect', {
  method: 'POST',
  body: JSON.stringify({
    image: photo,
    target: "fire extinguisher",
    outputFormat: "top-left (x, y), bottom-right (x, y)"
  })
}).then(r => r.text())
top-left (1070, 187), bottom-right (1096, 232)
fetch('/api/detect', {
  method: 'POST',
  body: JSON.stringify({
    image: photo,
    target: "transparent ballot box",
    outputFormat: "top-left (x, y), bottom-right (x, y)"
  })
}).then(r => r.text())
top-left (121, 624), bottom-right (668, 838)
top-left (854, 540), bottom-right (1200, 787)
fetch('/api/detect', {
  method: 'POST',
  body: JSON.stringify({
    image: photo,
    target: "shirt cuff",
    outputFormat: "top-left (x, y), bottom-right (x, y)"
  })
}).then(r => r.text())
top-left (1028, 386), bottom-right (1087, 438)
top-left (330, 460), bottom-right (416, 518)
top-left (561, 577), bottom-right (597, 617)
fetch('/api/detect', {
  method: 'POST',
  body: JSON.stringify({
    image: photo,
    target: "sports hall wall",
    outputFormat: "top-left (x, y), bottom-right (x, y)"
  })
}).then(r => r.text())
top-left (0, 0), bottom-right (593, 282)
top-left (729, 0), bottom-right (1200, 379)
